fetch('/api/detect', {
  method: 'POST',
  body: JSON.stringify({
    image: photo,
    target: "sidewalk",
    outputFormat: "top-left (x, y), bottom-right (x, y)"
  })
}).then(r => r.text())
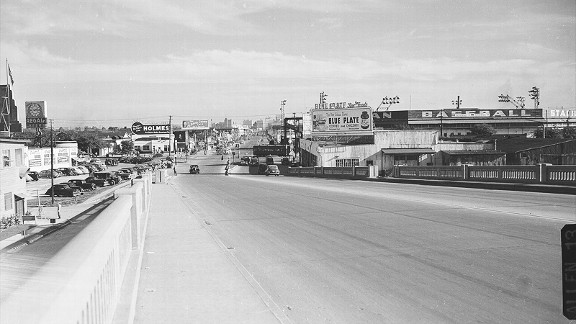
top-left (130, 180), bottom-right (286, 324)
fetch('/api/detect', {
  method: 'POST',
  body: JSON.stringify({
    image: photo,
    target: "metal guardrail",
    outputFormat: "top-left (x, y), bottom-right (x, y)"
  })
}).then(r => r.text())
top-left (394, 164), bottom-right (576, 186)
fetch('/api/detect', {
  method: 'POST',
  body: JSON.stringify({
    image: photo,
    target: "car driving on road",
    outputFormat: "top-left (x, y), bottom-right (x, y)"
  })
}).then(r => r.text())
top-left (265, 165), bottom-right (280, 176)
top-left (189, 165), bottom-right (200, 174)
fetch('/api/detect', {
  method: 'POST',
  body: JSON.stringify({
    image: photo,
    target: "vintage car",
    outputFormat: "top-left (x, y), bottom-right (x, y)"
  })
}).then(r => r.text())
top-left (189, 165), bottom-right (200, 174)
top-left (45, 184), bottom-right (81, 197)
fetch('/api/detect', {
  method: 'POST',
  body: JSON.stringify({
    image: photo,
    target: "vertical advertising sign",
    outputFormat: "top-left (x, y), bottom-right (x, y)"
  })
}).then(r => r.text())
top-left (25, 101), bottom-right (48, 129)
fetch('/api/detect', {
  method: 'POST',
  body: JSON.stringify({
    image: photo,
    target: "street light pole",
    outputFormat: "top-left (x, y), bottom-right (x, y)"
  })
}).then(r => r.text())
top-left (50, 119), bottom-right (54, 205)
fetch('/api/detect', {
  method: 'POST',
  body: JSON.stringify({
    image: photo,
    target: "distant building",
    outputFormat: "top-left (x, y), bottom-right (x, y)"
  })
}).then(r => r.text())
top-left (0, 85), bottom-right (22, 133)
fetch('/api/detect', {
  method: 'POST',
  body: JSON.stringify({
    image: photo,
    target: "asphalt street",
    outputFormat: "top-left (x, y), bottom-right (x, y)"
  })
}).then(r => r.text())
top-left (167, 152), bottom-right (575, 323)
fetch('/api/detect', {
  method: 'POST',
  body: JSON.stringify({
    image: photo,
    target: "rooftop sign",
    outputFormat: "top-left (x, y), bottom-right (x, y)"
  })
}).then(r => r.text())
top-left (131, 122), bottom-right (170, 134)
top-left (410, 109), bottom-right (543, 120)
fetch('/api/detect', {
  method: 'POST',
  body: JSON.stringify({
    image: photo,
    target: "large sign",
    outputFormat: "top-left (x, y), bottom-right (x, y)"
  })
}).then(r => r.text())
top-left (25, 101), bottom-right (48, 128)
top-left (253, 145), bottom-right (289, 157)
top-left (562, 224), bottom-right (576, 320)
top-left (373, 111), bottom-right (409, 128)
top-left (312, 107), bottom-right (373, 135)
top-left (182, 119), bottom-right (209, 130)
top-left (410, 109), bottom-right (543, 120)
top-left (548, 109), bottom-right (576, 119)
top-left (131, 122), bottom-right (170, 134)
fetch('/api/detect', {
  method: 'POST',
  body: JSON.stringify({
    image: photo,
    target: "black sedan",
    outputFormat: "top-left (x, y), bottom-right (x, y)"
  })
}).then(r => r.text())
top-left (68, 179), bottom-right (97, 191)
top-left (45, 184), bottom-right (81, 197)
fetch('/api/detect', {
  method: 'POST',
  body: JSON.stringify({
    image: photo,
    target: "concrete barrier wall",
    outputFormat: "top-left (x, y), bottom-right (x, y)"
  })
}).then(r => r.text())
top-left (287, 166), bottom-right (373, 179)
top-left (0, 174), bottom-right (152, 324)
top-left (394, 164), bottom-right (576, 186)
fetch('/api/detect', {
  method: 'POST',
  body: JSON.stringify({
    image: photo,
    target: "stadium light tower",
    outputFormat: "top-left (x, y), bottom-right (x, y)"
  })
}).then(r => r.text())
top-left (498, 94), bottom-right (525, 109)
top-left (376, 96), bottom-right (400, 111)
top-left (451, 96), bottom-right (462, 109)
top-left (528, 86), bottom-right (540, 109)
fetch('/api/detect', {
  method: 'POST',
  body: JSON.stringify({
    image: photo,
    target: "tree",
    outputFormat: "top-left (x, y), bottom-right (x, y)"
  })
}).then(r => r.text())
top-left (469, 124), bottom-right (495, 138)
top-left (532, 127), bottom-right (563, 139)
top-left (76, 134), bottom-right (103, 155)
top-left (562, 126), bottom-right (576, 139)
top-left (120, 140), bottom-right (134, 154)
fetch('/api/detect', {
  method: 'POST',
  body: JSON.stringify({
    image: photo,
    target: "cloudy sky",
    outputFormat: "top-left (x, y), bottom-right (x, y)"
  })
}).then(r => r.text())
top-left (1, 0), bottom-right (574, 127)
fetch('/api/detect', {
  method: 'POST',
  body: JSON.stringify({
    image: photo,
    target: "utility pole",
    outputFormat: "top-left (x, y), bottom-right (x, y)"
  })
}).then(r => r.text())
top-left (50, 119), bottom-right (54, 205)
top-left (168, 115), bottom-right (172, 158)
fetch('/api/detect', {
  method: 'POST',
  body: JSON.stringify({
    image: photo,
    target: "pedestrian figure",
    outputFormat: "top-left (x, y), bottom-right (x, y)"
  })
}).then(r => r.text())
top-left (173, 166), bottom-right (177, 176)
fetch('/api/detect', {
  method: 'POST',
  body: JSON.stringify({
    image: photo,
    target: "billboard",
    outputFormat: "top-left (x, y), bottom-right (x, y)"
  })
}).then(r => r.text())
top-left (253, 145), bottom-right (290, 157)
top-left (131, 122), bottom-right (170, 134)
top-left (311, 107), bottom-right (373, 135)
top-left (547, 109), bottom-right (576, 119)
top-left (25, 101), bottom-right (48, 128)
top-left (409, 109), bottom-right (544, 120)
top-left (182, 120), bottom-right (209, 130)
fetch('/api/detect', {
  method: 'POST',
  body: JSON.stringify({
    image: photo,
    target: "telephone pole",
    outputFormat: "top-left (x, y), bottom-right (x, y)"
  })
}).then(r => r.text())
top-left (168, 115), bottom-right (172, 157)
top-left (50, 119), bottom-right (54, 205)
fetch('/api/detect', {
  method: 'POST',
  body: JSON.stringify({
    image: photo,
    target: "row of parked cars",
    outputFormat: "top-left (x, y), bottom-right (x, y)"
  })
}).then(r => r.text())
top-left (27, 163), bottom-right (107, 181)
top-left (44, 164), bottom-right (153, 197)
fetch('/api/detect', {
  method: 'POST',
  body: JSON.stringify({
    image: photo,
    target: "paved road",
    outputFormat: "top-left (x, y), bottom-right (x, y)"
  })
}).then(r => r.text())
top-left (169, 153), bottom-right (575, 323)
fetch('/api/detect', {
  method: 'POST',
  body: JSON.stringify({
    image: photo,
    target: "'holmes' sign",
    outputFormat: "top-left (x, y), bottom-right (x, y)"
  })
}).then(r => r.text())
top-left (131, 122), bottom-right (170, 134)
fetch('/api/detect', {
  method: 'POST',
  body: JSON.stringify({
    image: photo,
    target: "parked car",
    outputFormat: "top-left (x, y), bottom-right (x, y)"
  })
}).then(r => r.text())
top-left (105, 158), bottom-right (119, 166)
top-left (189, 165), bottom-right (200, 174)
top-left (27, 171), bottom-right (40, 181)
top-left (116, 170), bottom-right (133, 181)
top-left (265, 165), bottom-right (280, 176)
top-left (45, 183), bottom-right (81, 197)
top-left (68, 179), bottom-right (97, 191)
top-left (39, 169), bottom-right (62, 178)
top-left (77, 166), bottom-right (90, 174)
top-left (92, 171), bottom-right (122, 186)
top-left (57, 167), bottom-right (76, 176)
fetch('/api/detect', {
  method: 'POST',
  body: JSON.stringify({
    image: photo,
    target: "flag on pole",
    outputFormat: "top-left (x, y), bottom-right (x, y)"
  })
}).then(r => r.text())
top-left (8, 64), bottom-right (14, 85)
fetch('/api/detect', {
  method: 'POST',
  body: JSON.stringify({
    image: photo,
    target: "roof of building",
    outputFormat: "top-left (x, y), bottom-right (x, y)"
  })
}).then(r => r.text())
top-left (495, 137), bottom-right (576, 153)
top-left (381, 148), bottom-right (435, 154)
top-left (441, 150), bottom-right (505, 155)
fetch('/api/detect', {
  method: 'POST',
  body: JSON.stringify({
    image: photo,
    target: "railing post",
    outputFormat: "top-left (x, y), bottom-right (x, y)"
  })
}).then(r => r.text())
top-left (463, 164), bottom-right (469, 180)
top-left (539, 163), bottom-right (550, 183)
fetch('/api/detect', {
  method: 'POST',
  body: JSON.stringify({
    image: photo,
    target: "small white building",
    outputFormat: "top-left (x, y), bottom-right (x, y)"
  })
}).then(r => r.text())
top-left (1, 138), bottom-right (28, 219)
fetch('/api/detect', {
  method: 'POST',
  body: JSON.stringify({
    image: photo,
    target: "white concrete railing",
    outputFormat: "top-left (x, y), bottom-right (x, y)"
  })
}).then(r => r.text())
top-left (0, 174), bottom-right (152, 324)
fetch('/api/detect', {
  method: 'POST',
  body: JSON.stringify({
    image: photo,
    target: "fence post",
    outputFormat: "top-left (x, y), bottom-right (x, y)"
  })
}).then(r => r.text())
top-left (463, 164), bottom-right (469, 180)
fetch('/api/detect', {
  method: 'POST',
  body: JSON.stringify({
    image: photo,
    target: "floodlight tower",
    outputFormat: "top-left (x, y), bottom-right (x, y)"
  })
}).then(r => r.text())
top-left (376, 96), bottom-right (400, 111)
top-left (528, 86), bottom-right (540, 109)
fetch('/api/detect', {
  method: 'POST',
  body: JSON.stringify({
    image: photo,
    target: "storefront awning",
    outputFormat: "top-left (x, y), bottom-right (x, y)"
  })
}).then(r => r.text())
top-left (381, 148), bottom-right (435, 154)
